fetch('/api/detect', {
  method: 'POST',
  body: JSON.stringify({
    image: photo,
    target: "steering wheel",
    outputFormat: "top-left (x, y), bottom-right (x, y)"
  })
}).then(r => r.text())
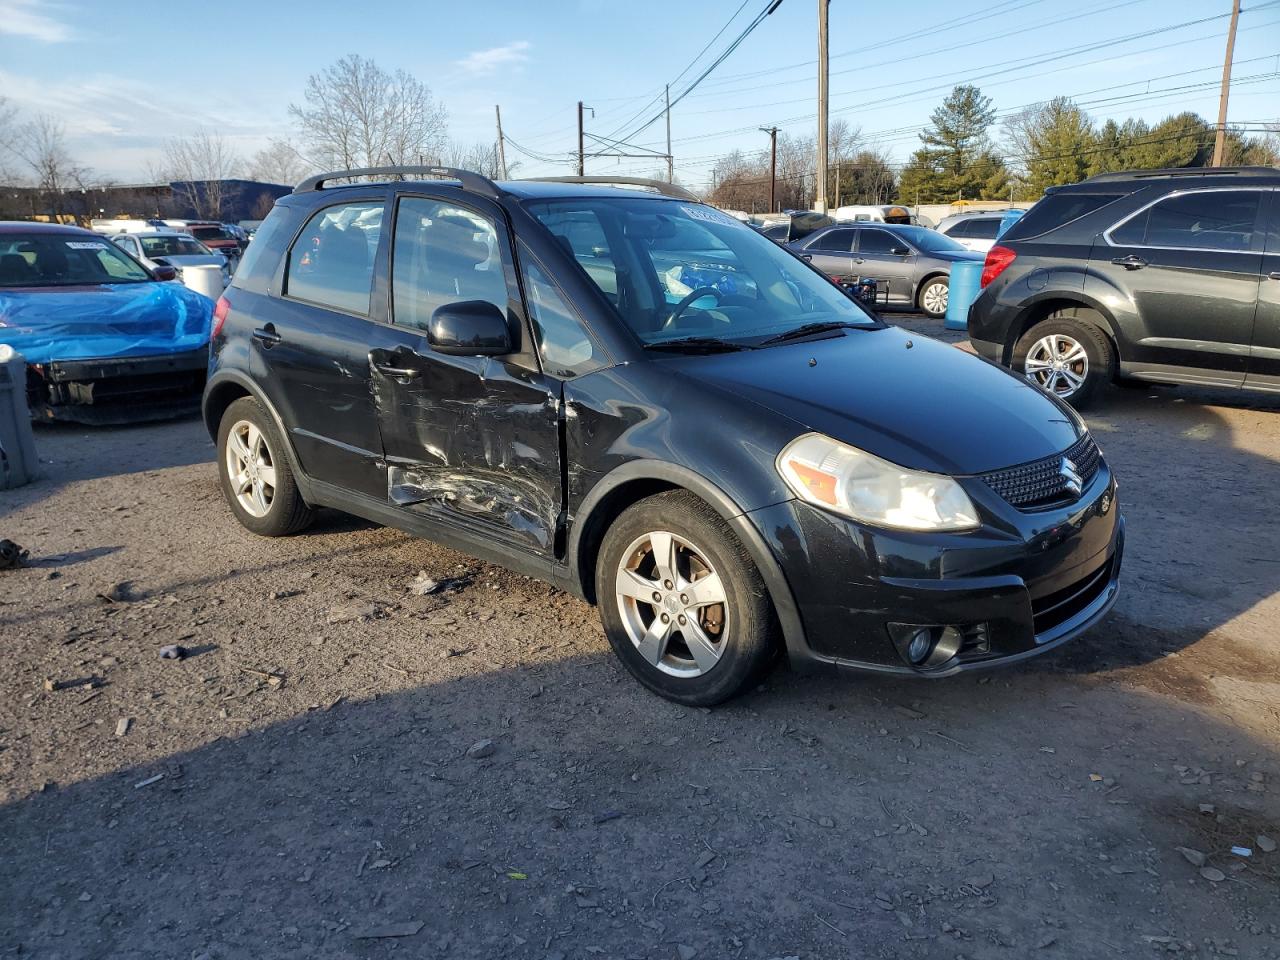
top-left (664, 286), bottom-right (723, 329)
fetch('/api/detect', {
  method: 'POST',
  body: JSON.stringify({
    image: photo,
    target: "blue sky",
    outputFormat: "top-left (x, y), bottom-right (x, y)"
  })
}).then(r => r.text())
top-left (0, 0), bottom-right (1276, 187)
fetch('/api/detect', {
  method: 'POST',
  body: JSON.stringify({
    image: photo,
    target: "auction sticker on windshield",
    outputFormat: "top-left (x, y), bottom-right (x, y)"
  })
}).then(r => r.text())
top-left (65, 241), bottom-right (108, 249)
top-left (680, 205), bottom-right (739, 227)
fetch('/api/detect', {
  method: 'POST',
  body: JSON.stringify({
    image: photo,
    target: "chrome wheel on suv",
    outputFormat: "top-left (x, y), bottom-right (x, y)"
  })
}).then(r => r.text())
top-left (615, 530), bottom-right (728, 678)
top-left (224, 419), bottom-right (276, 518)
top-left (215, 396), bottom-right (314, 536)
top-left (1023, 333), bottom-right (1088, 398)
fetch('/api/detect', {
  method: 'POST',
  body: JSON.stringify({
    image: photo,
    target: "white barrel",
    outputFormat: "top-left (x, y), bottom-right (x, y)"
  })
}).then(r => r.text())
top-left (181, 264), bottom-right (226, 301)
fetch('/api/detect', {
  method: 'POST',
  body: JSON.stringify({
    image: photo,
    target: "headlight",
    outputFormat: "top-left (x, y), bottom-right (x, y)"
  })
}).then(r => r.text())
top-left (777, 433), bottom-right (980, 532)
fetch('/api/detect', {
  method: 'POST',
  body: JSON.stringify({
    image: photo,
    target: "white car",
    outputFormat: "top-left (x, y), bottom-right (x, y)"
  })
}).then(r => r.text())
top-left (934, 212), bottom-right (1007, 253)
top-left (110, 231), bottom-right (231, 296)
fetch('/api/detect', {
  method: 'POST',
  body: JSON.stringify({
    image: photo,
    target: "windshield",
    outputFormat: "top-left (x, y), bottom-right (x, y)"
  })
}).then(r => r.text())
top-left (140, 235), bottom-right (213, 258)
top-left (888, 225), bottom-right (969, 254)
top-left (524, 197), bottom-right (876, 347)
top-left (190, 226), bottom-right (231, 241)
top-left (0, 233), bottom-right (152, 287)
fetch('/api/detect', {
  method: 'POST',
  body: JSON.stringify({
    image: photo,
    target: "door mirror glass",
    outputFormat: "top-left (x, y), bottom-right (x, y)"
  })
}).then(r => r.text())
top-left (890, 246), bottom-right (910, 256)
top-left (152, 263), bottom-right (179, 282)
top-left (428, 299), bottom-right (512, 356)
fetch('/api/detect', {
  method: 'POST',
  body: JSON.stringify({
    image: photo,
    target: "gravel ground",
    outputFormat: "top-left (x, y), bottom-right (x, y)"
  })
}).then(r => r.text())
top-left (2, 315), bottom-right (1279, 960)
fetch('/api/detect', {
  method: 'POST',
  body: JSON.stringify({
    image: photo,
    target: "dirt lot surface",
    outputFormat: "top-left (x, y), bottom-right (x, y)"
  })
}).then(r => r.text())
top-left (3, 316), bottom-right (1279, 960)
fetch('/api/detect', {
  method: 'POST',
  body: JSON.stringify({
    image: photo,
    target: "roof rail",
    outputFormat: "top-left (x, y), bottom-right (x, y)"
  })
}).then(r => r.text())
top-left (1081, 165), bottom-right (1278, 184)
top-left (521, 176), bottom-right (699, 201)
top-left (294, 165), bottom-right (503, 198)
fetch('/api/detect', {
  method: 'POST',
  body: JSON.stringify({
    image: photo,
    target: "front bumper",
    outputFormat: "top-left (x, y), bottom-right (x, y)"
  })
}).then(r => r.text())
top-left (749, 460), bottom-right (1123, 677)
top-left (28, 347), bottom-right (208, 424)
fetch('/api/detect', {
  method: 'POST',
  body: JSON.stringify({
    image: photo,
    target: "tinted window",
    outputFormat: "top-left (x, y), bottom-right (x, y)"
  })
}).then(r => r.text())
top-left (858, 230), bottom-right (908, 255)
top-left (232, 207), bottom-right (290, 294)
top-left (392, 197), bottom-right (509, 330)
top-left (1002, 193), bottom-right (1123, 241)
top-left (941, 219), bottom-right (969, 238)
top-left (520, 249), bottom-right (605, 378)
top-left (1111, 190), bottom-right (1261, 252)
top-left (965, 218), bottom-right (1000, 240)
top-left (287, 201), bottom-right (383, 314)
top-left (762, 223), bottom-right (789, 240)
top-left (808, 228), bottom-right (855, 252)
top-left (0, 234), bottom-right (150, 287)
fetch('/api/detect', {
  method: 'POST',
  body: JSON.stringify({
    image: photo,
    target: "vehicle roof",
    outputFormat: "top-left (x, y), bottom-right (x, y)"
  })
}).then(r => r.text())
top-left (1072, 165), bottom-right (1280, 187)
top-left (0, 220), bottom-right (97, 236)
top-left (120, 230), bottom-right (198, 239)
top-left (497, 180), bottom-right (691, 202)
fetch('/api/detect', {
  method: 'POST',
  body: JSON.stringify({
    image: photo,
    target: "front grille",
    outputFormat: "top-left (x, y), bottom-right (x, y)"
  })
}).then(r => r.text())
top-left (1031, 554), bottom-right (1114, 637)
top-left (980, 434), bottom-right (1101, 509)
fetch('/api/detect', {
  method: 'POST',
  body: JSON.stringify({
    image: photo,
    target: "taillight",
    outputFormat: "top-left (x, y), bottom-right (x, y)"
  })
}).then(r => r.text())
top-left (980, 245), bottom-right (1016, 288)
top-left (212, 296), bottom-right (230, 338)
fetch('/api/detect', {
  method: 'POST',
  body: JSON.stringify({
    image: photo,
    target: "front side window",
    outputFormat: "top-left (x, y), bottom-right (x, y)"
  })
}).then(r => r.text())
top-left (0, 234), bottom-right (150, 287)
top-left (1111, 190), bottom-right (1261, 252)
top-left (520, 249), bottom-right (605, 378)
top-left (524, 197), bottom-right (877, 348)
top-left (287, 201), bottom-right (383, 314)
top-left (391, 197), bottom-right (510, 330)
top-left (857, 230), bottom-right (908, 255)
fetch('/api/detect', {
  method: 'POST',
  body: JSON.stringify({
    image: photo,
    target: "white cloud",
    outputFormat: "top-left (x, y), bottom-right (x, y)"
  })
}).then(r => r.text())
top-left (0, 0), bottom-right (72, 43)
top-left (454, 40), bottom-right (530, 75)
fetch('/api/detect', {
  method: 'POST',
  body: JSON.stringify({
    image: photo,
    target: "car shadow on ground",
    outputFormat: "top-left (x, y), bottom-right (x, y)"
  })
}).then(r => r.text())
top-left (1, 647), bottom-right (1276, 960)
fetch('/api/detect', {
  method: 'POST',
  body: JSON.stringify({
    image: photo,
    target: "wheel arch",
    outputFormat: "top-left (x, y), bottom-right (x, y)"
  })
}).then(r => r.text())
top-left (569, 460), bottom-right (808, 666)
top-left (203, 372), bottom-right (313, 500)
top-left (1004, 296), bottom-right (1120, 366)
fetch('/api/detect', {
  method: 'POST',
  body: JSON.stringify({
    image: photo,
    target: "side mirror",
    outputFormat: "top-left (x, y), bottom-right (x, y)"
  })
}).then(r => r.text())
top-left (890, 246), bottom-right (910, 257)
top-left (152, 264), bottom-right (179, 282)
top-left (428, 300), bottom-right (512, 357)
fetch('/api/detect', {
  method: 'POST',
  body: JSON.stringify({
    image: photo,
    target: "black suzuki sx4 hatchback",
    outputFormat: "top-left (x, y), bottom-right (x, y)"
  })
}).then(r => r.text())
top-left (203, 167), bottom-right (1123, 705)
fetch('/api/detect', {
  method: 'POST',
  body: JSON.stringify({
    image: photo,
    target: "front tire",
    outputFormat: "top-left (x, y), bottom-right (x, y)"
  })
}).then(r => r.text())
top-left (216, 396), bottom-right (314, 536)
top-left (917, 276), bottom-right (949, 319)
top-left (595, 491), bottom-right (779, 706)
top-left (1012, 310), bottom-right (1114, 409)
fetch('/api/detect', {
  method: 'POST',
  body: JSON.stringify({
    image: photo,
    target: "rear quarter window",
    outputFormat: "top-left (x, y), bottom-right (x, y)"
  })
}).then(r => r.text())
top-left (1002, 193), bottom-right (1124, 241)
top-left (231, 207), bottom-right (291, 295)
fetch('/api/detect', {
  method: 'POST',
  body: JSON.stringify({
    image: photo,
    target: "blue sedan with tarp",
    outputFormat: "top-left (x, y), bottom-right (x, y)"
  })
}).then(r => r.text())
top-left (0, 221), bottom-right (213, 424)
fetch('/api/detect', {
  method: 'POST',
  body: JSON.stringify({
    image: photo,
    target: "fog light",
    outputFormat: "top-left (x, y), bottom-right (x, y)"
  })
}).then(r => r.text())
top-left (889, 623), bottom-right (967, 670)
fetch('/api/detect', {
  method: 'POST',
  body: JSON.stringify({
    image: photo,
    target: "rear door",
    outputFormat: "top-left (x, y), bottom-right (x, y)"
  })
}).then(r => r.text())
top-left (1092, 187), bottom-right (1264, 386)
top-left (799, 227), bottom-right (858, 281)
top-left (250, 192), bottom-right (391, 498)
top-left (852, 227), bottom-right (916, 305)
top-left (368, 192), bottom-right (566, 557)
top-left (1246, 188), bottom-right (1280, 390)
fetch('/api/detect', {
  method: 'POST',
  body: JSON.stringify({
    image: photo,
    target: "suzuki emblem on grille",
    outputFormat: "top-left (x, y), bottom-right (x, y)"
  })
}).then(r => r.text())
top-left (1059, 457), bottom-right (1083, 497)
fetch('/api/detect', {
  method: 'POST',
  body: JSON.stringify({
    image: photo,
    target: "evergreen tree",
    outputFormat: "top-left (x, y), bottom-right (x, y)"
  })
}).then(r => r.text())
top-left (1009, 97), bottom-right (1094, 194)
top-left (896, 85), bottom-right (1008, 202)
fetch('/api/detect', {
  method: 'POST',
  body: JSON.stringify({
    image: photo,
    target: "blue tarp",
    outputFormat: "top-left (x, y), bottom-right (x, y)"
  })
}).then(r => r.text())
top-left (0, 282), bottom-right (212, 365)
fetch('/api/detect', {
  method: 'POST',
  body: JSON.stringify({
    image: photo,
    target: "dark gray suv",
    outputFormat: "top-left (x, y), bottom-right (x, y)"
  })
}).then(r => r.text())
top-left (789, 223), bottom-right (983, 318)
top-left (969, 166), bottom-right (1280, 407)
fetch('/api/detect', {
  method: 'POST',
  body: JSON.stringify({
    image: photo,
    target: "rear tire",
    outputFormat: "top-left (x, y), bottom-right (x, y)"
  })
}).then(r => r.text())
top-left (595, 490), bottom-right (778, 706)
top-left (216, 396), bottom-right (314, 537)
top-left (1012, 309), bottom-right (1114, 409)
top-left (917, 276), bottom-right (949, 319)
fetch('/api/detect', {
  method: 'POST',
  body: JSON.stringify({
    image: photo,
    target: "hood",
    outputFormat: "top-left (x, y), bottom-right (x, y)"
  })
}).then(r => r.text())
top-left (930, 249), bottom-right (985, 263)
top-left (667, 326), bottom-right (1080, 475)
top-left (0, 281), bottom-right (213, 365)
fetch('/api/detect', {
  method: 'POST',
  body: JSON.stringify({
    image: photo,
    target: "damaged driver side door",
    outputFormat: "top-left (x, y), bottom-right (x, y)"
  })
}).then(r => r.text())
top-left (369, 194), bottom-right (564, 557)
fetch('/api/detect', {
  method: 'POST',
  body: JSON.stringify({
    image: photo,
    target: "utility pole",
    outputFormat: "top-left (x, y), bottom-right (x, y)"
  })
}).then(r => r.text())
top-left (815, 0), bottom-right (829, 213)
top-left (665, 84), bottom-right (674, 183)
top-left (494, 105), bottom-right (508, 179)
top-left (760, 126), bottom-right (779, 212)
top-left (577, 101), bottom-right (585, 176)
top-left (1211, 0), bottom-right (1241, 167)
top-left (834, 159), bottom-right (841, 208)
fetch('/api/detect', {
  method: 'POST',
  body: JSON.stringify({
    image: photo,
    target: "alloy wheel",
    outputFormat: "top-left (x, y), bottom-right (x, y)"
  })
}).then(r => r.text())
top-left (921, 280), bottom-right (948, 315)
top-left (1024, 333), bottom-right (1088, 398)
top-left (224, 419), bottom-right (277, 518)
top-left (614, 531), bottom-right (729, 678)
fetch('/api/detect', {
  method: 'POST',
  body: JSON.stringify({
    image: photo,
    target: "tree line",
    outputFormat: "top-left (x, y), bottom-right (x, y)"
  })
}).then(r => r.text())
top-left (0, 54), bottom-right (505, 223)
top-left (709, 83), bottom-right (1279, 211)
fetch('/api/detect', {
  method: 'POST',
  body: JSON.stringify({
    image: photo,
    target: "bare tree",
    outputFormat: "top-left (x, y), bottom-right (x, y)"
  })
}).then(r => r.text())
top-left (157, 129), bottom-right (241, 221)
top-left (7, 114), bottom-right (89, 221)
top-left (289, 54), bottom-right (449, 172)
top-left (245, 139), bottom-right (313, 186)
top-left (439, 141), bottom-right (511, 179)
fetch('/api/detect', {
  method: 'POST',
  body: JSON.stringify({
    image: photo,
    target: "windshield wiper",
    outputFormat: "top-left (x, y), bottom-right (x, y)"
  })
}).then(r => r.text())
top-left (643, 336), bottom-right (752, 354)
top-left (757, 321), bottom-right (868, 346)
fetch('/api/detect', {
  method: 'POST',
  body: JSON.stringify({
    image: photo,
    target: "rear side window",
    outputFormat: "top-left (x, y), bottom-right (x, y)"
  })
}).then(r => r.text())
top-left (232, 207), bottom-right (289, 293)
top-left (807, 228), bottom-right (854, 252)
top-left (286, 201), bottom-right (384, 314)
top-left (1110, 190), bottom-right (1262, 252)
top-left (1002, 193), bottom-right (1123, 241)
top-left (857, 230), bottom-right (906, 255)
top-left (964, 218), bottom-right (1000, 240)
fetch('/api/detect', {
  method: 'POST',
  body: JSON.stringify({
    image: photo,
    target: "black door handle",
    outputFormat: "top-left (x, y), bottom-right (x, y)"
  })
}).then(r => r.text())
top-left (1111, 255), bottom-right (1147, 270)
top-left (251, 325), bottom-right (281, 346)
top-left (372, 361), bottom-right (420, 379)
